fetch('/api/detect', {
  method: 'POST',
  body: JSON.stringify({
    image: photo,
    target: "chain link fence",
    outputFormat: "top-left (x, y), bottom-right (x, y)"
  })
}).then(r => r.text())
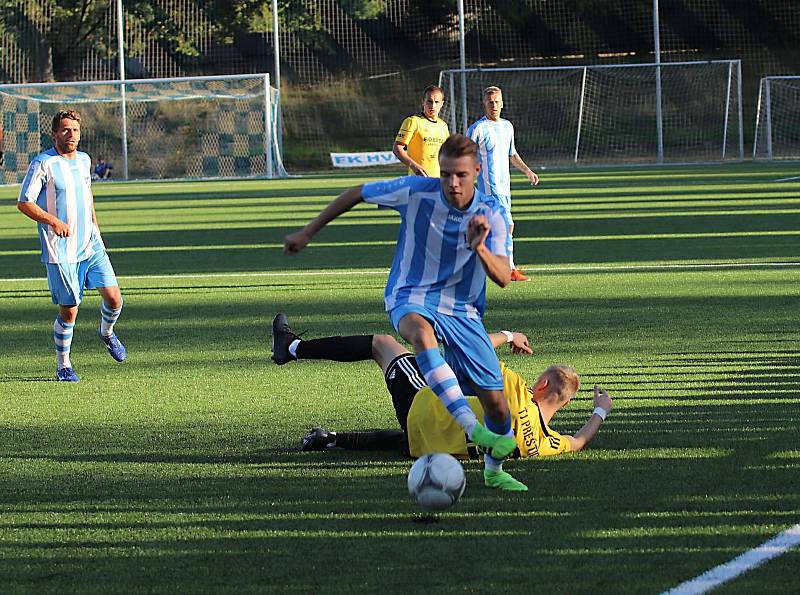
top-left (1, 1), bottom-right (798, 171)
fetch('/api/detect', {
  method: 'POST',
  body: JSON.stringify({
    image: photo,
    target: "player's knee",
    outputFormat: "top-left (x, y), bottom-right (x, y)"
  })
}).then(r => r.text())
top-left (102, 289), bottom-right (123, 310)
top-left (371, 334), bottom-right (393, 353)
top-left (59, 306), bottom-right (78, 324)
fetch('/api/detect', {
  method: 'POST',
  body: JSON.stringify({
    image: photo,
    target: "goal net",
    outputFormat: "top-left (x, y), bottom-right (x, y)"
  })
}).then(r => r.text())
top-left (439, 60), bottom-right (743, 167)
top-left (0, 74), bottom-right (286, 185)
top-left (753, 77), bottom-right (800, 161)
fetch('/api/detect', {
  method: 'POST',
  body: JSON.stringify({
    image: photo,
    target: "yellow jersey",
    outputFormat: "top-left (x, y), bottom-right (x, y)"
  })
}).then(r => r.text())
top-left (406, 362), bottom-right (572, 458)
top-left (394, 114), bottom-right (449, 177)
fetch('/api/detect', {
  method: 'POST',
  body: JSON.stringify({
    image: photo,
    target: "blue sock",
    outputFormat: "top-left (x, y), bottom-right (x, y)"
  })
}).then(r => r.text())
top-left (416, 347), bottom-right (478, 435)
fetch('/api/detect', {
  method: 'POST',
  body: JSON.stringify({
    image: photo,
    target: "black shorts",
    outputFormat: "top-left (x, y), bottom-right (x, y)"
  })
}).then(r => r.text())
top-left (384, 353), bottom-right (425, 430)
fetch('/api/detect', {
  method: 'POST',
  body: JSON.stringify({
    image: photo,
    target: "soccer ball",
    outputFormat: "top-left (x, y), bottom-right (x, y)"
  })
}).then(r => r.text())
top-left (407, 453), bottom-right (466, 511)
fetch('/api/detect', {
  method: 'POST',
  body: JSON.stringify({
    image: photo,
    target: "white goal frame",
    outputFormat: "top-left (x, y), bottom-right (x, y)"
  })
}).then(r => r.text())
top-left (753, 76), bottom-right (800, 161)
top-left (439, 60), bottom-right (744, 167)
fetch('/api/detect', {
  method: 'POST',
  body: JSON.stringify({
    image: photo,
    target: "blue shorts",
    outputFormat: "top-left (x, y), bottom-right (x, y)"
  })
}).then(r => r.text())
top-left (389, 304), bottom-right (503, 392)
top-left (46, 249), bottom-right (118, 306)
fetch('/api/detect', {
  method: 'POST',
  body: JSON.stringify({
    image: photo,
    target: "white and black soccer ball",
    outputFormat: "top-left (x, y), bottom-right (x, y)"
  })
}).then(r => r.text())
top-left (407, 452), bottom-right (466, 511)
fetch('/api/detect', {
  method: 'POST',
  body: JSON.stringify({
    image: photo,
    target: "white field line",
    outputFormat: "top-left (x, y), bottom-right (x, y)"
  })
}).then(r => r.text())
top-left (661, 523), bottom-right (800, 595)
top-left (774, 176), bottom-right (800, 182)
top-left (1, 261), bottom-right (799, 284)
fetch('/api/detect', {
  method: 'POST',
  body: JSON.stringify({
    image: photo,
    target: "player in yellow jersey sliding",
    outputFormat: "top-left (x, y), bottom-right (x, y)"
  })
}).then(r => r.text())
top-left (392, 85), bottom-right (450, 177)
top-left (272, 314), bottom-right (613, 465)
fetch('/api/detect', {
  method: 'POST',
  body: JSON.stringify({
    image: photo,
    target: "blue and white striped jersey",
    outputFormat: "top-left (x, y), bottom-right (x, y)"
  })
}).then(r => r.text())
top-left (467, 116), bottom-right (516, 199)
top-left (18, 148), bottom-right (103, 264)
top-left (362, 176), bottom-right (510, 319)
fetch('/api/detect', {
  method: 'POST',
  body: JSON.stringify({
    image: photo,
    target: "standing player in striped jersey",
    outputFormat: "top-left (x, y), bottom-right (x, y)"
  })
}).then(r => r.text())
top-left (284, 134), bottom-right (528, 491)
top-left (467, 86), bottom-right (539, 282)
top-left (392, 85), bottom-right (449, 177)
top-left (17, 110), bottom-right (126, 383)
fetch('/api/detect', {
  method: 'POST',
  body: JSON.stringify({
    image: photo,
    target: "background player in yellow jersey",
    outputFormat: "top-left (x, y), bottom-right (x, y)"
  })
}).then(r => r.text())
top-left (392, 85), bottom-right (450, 177)
top-left (272, 314), bottom-right (613, 461)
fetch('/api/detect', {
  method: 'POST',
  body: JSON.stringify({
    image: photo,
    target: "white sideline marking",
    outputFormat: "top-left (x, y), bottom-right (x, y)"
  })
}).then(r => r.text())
top-left (1, 261), bottom-right (799, 284)
top-left (774, 176), bottom-right (800, 183)
top-left (661, 523), bottom-right (800, 595)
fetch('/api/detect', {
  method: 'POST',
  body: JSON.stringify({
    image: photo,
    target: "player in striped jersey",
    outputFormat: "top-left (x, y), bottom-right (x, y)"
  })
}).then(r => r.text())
top-left (269, 314), bottom-right (613, 460)
top-left (284, 134), bottom-right (527, 490)
top-left (17, 110), bottom-right (126, 383)
top-left (392, 85), bottom-right (449, 177)
top-left (467, 86), bottom-right (539, 282)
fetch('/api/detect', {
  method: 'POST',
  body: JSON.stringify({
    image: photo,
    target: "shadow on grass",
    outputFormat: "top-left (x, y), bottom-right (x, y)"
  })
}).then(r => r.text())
top-left (3, 206), bottom-right (800, 278)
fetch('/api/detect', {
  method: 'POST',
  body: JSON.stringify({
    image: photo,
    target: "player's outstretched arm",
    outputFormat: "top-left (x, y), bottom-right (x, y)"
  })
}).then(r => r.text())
top-left (283, 185), bottom-right (364, 254)
top-left (565, 385), bottom-right (613, 451)
top-left (488, 331), bottom-right (533, 354)
top-left (510, 153), bottom-right (539, 186)
top-left (17, 201), bottom-right (70, 237)
top-left (392, 142), bottom-right (427, 177)
top-left (467, 215), bottom-right (512, 287)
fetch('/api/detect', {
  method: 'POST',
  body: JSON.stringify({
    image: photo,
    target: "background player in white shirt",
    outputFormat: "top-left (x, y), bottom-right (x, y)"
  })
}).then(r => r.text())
top-left (468, 86), bottom-right (539, 281)
top-left (17, 110), bottom-right (126, 382)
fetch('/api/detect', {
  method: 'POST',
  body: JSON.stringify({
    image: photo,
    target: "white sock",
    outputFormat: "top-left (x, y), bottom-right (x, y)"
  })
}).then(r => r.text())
top-left (416, 348), bottom-right (478, 433)
top-left (289, 339), bottom-right (301, 357)
top-left (100, 300), bottom-right (123, 337)
top-left (54, 315), bottom-right (74, 369)
top-left (484, 453), bottom-right (503, 473)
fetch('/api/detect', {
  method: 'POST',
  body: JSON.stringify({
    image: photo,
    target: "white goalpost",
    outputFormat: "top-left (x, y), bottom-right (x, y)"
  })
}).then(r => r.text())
top-left (439, 60), bottom-right (744, 167)
top-left (0, 73), bottom-right (287, 185)
top-left (753, 76), bottom-right (800, 162)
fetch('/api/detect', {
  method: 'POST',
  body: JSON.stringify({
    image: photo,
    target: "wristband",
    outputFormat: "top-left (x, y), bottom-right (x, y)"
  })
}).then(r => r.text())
top-left (500, 330), bottom-right (514, 343)
top-left (593, 407), bottom-right (608, 421)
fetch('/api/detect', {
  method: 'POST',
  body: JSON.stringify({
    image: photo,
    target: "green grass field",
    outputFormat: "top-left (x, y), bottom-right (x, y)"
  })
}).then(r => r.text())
top-left (1, 163), bottom-right (799, 594)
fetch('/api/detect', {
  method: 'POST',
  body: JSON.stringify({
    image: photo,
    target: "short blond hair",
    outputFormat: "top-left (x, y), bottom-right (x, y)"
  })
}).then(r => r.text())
top-left (482, 86), bottom-right (502, 98)
top-left (544, 364), bottom-right (580, 403)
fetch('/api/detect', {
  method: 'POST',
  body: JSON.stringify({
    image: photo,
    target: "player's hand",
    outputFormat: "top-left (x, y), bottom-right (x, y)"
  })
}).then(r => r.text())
top-left (411, 164), bottom-right (429, 177)
top-left (283, 230), bottom-right (311, 255)
top-left (528, 170), bottom-right (539, 186)
top-left (51, 219), bottom-right (70, 237)
top-left (593, 385), bottom-right (613, 412)
top-left (467, 215), bottom-right (490, 250)
top-left (511, 333), bottom-right (533, 355)
top-left (510, 332), bottom-right (533, 355)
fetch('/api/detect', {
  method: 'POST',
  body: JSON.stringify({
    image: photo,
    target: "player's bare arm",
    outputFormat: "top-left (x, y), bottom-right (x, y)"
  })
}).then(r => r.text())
top-left (488, 331), bottom-right (533, 354)
top-left (283, 185), bottom-right (364, 254)
top-left (565, 385), bottom-right (613, 451)
top-left (510, 153), bottom-right (539, 185)
top-left (392, 142), bottom-right (427, 177)
top-left (90, 191), bottom-right (100, 228)
top-left (17, 201), bottom-right (70, 237)
top-left (468, 215), bottom-right (512, 287)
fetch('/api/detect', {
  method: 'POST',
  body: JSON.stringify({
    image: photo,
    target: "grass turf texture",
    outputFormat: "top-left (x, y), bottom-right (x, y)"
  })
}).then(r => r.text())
top-left (0, 162), bottom-right (798, 593)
